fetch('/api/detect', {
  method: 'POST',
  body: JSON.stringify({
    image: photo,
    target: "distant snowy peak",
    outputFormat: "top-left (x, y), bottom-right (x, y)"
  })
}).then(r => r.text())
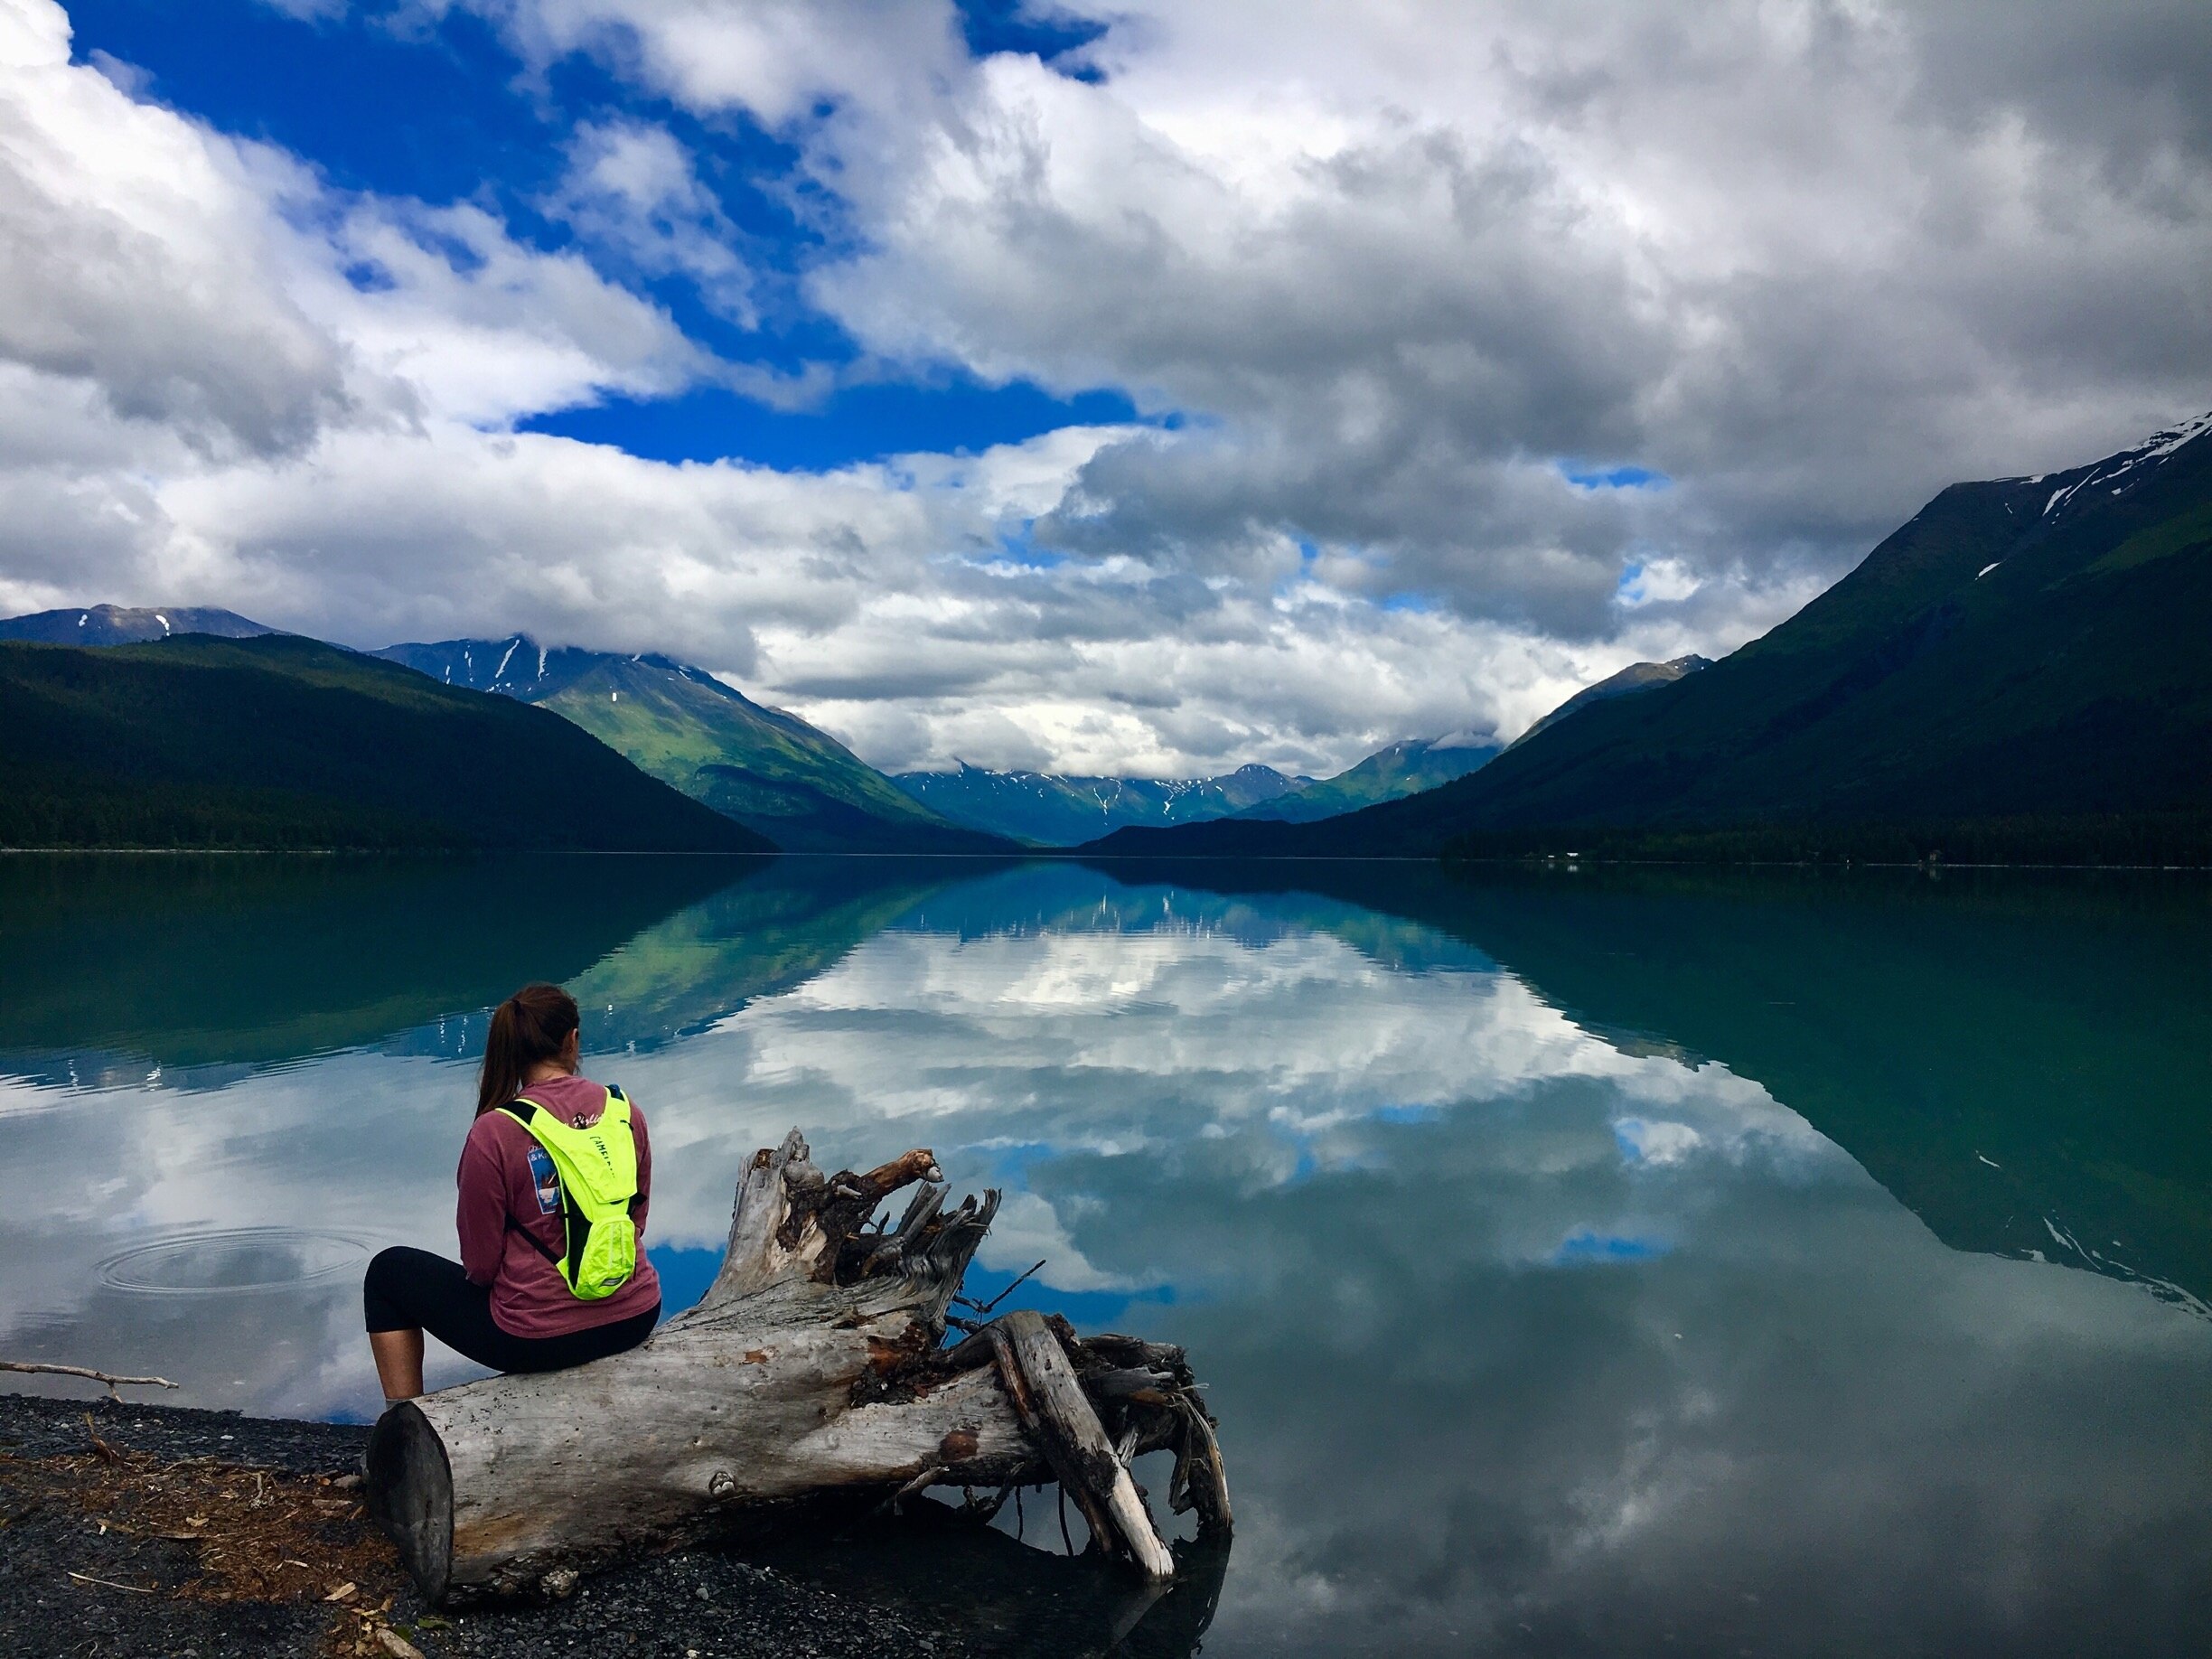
top-left (0, 603), bottom-right (274, 645)
top-left (894, 762), bottom-right (1303, 844)
top-left (375, 633), bottom-right (578, 698)
top-left (2036, 408), bottom-right (2212, 522)
top-left (2134, 408), bottom-right (2212, 461)
top-left (373, 634), bottom-right (748, 708)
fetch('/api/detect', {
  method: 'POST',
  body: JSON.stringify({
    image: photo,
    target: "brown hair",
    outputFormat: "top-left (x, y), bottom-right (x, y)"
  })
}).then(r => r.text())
top-left (477, 983), bottom-right (580, 1117)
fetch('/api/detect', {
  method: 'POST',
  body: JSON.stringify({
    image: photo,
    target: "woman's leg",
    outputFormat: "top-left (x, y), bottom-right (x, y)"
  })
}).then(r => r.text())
top-left (363, 1246), bottom-right (527, 1400)
top-left (367, 1328), bottom-right (425, 1401)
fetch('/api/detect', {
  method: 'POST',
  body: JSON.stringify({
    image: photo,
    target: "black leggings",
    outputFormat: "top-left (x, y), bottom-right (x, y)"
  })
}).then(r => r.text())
top-left (363, 1246), bottom-right (658, 1374)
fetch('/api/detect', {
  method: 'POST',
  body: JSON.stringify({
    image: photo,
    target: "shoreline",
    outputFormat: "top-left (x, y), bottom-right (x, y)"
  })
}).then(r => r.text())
top-left (0, 1392), bottom-right (951, 1657)
top-left (0, 1390), bottom-right (1221, 1659)
top-left (1, 844), bottom-right (2206, 871)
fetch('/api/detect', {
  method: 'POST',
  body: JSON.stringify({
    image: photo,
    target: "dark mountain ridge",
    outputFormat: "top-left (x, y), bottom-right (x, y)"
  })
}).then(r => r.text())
top-left (1087, 412), bottom-right (2212, 864)
top-left (0, 634), bottom-right (772, 852)
top-left (1505, 654), bottom-right (1710, 750)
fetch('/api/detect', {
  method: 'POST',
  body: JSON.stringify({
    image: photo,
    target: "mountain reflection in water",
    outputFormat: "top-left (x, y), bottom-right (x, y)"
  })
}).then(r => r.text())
top-left (1110, 859), bottom-right (2212, 1315)
top-left (1, 854), bottom-right (2207, 1656)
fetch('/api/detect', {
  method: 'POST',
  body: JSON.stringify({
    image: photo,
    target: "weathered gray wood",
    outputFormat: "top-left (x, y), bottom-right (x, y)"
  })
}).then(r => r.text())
top-left (1172, 1395), bottom-right (1233, 1536)
top-left (991, 1311), bottom-right (1176, 1580)
top-left (366, 1129), bottom-right (1223, 1603)
top-left (0, 1359), bottom-right (177, 1397)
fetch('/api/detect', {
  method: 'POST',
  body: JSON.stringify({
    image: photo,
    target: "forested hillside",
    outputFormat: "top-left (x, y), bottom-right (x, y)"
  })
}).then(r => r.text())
top-left (0, 636), bottom-right (773, 852)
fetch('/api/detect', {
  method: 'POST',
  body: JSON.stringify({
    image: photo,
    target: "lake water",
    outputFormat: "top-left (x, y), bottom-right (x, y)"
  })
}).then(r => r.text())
top-left (3, 853), bottom-right (2208, 1655)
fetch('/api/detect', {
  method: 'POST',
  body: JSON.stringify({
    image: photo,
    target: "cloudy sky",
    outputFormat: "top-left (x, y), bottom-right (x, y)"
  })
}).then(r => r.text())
top-left (2, 0), bottom-right (2207, 774)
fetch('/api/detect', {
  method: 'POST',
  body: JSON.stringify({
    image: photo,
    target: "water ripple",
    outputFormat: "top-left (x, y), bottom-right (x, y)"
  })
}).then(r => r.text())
top-left (97, 1228), bottom-right (376, 1296)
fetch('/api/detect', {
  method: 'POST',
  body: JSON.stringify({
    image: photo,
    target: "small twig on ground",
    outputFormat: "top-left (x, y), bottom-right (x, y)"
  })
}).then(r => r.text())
top-left (3, 1360), bottom-right (178, 1399)
top-left (66, 1570), bottom-right (155, 1595)
top-left (81, 1411), bottom-right (118, 1466)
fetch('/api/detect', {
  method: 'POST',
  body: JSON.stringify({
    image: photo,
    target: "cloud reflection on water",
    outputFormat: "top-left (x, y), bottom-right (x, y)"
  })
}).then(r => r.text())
top-left (2, 858), bottom-right (2207, 1654)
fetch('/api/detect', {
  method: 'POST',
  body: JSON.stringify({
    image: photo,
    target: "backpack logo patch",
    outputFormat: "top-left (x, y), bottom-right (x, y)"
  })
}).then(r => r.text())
top-left (527, 1144), bottom-right (561, 1214)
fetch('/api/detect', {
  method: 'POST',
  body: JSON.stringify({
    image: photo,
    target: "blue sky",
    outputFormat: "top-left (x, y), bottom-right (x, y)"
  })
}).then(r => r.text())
top-left (2, 0), bottom-right (2204, 774)
top-left (65, 0), bottom-right (1136, 469)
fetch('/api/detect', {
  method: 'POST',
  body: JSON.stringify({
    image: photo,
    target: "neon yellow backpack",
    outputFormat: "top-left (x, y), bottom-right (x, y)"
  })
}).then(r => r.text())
top-left (498, 1084), bottom-right (640, 1300)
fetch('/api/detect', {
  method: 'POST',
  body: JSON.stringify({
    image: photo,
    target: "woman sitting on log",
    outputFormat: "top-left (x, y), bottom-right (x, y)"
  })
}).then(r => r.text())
top-left (363, 983), bottom-right (661, 1409)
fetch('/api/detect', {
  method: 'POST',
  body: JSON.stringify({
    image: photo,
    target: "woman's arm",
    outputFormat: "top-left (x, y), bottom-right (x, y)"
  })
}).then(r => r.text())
top-left (455, 1123), bottom-right (509, 1285)
top-left (631, 1105), bottom-right (652, 1236)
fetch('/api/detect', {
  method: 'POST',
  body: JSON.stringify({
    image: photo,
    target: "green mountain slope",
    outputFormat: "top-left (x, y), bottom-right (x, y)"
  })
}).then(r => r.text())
top-left (1236, 736), bottom-right (1498, 823)
top-left (1504, 654), bottom-right (1710, 750)
top-left (1089, 413), bottom-right (2212, 864)
top-left (0, 604), bottom-right (274, 645)
top-left (0, 635), bottom-right (772, 852)
top-left (893, 761), bottom-right (1301, 846)
top-left (377, 638), bottom-right (1006, 854)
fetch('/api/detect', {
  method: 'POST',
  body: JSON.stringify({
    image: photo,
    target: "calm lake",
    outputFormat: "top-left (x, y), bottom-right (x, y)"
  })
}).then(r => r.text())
top-left (3, 853), bottom-right (2208, 1655)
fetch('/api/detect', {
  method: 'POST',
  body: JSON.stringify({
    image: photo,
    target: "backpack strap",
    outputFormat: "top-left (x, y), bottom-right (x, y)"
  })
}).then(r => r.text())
top-left (496, 1097), bottom-right (576, 1271)
top-left (504, 1212), bottom-right (561, 1264)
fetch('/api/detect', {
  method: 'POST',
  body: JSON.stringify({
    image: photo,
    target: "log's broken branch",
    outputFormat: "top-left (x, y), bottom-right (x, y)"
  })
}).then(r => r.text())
top-left (977, 1258), bottom-right (1047, 1314)
top-left (989, 1311), bottom-right (1176, 1580)
top-left (366, 1128), bottom-right (1225, 1604)
top-left (2, 1361), bottom-right (178, 1399)
top-left (863, 1180), bottom-right (949, 1276)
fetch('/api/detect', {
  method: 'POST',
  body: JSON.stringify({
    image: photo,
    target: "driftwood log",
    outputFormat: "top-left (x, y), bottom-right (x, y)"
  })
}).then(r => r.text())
top-left (367, 1129), bottom-right (1229, 1603)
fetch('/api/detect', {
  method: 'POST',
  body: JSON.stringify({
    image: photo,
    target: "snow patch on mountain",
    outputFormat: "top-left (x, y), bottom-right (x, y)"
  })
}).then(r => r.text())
top-left (2043, 408), bottom-right (2212, 519)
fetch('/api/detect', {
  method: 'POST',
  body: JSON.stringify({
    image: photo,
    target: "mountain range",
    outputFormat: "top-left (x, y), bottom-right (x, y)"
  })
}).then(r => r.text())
top-left (373, 638), bottom-right (1007, 854)
top-left (1087, 412), bottom-right (2212, 864)
top-left (11, 410), bottom-right (2201, 863)
top-left (892, 761), bottom-right (1306, 847)
top-left (0, 633), bottom-right (767, 852)
top-left (5, 613), bottom-right (1500, 853)
top-left (893, 735), bottom-right (1518, 845)
top-left (898, 680), bottom-right (1679, 847)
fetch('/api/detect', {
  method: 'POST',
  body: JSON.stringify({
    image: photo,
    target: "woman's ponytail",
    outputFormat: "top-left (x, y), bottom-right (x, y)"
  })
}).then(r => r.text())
top-left (477, 983), bottom-right (581, 1117)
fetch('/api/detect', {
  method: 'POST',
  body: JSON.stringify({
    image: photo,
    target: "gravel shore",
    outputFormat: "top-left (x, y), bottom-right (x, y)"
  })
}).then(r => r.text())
top-left (0, 1392), bottom-right (1223, 1659)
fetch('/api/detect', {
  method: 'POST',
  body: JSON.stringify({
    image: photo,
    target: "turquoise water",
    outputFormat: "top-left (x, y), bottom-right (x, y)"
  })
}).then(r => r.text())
top-left (3, 854), bottom-right (2208, 1654)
